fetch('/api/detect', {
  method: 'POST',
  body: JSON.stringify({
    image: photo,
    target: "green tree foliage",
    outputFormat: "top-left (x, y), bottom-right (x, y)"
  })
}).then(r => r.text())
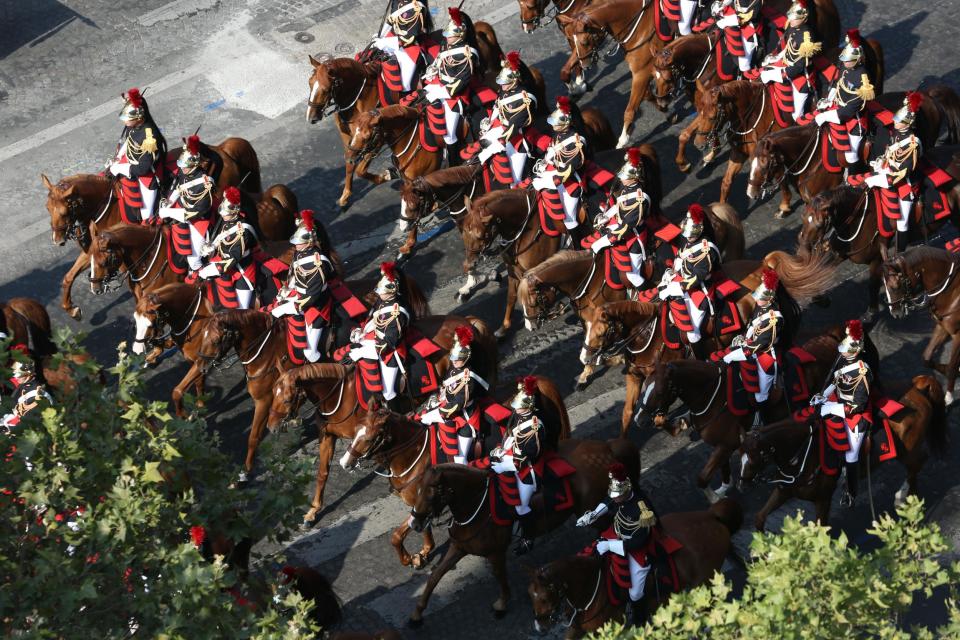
top-left (592, 498), bottom-right (960, 640)
top-left (0, 337), bottom-right (318, 638)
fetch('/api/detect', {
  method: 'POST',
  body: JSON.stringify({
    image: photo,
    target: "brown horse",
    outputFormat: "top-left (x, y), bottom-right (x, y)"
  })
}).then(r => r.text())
top-left (339, 376), bottom-right (569, 568)
top-left (348, 105), bottom-right (446, 186)
top-left (517, 0), bottom-right (596, 97)
top-left (407, 438), bottom-right (641, 626)
top-left (800, 177), bottom-right (960, 314)
top-left (264, 315), bottom-right (497, 523)
top-left (635, 329), bottom-right (841, 501)
top-left (566, 0), bottom-right (662, 148)
top-left (882, 247), bottom-right (960, 404)
top-left (740, 375), bottom-right (947, 530)
top-left (1, 298), bottom-right (57, 365)
top-left (652, 33), bottom-right (718, 116)
top-left (88, 223), bottom-right (178, 302)
top-left (306, 56), bottom-right (388, 211)
top-left (527, 499), bottom-right (743, 638)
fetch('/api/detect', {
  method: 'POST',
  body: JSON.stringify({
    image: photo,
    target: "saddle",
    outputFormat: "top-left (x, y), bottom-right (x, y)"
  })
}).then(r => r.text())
top-left (661, 277), bottom-right (745, 348)
top-left (426, 400), bottom-right (513, 465)
top-left (582, 528), bottom-right (683, 607)
top-left (286, 280), bottom-right (368, 366)
top-left (476, 451), bottom-right (576, 526)
top-left (724, 346), bottom-right (817, 416)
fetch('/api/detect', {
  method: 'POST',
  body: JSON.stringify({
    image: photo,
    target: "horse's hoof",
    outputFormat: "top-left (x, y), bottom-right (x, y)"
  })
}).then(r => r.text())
top-left (494, 327), bottom-right (509, 340)
top-left (67, 306), bottom-right (82, 321)
top-left (774, 208), bottom-right (791, 219)
top-left (574, 377), bottom-right (589, 392)
top-left (492, 607), bottom-right (508, 619)
top-left (703, 487), bottom-right (720, 504)
top-left (407, 617), bottom-right (424, 629)
top-left (411, 552), bottom-right (427, 570)
top-left (946, 391), bottom-right (955, 406)
top-left (702, 152), bottom-right (716, 165)
top-left (677, 162), bottom-right (692, 174)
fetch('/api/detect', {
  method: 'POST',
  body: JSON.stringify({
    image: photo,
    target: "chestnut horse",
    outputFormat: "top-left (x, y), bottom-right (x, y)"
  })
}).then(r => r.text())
top-left (264, 315), bottom-right (496, 524)
top-left (882, 247), bottom-right (960, 404)
top-left (635, 329), bottom-right (841, 501)
top-left (801, 178), bottom-right (960, 315)
top-left (740, 375), bottom-right (947, 530)
top-left (88, 224), bottom-right (178, 302)
top-left (1, 298), bottom-right (57, 365)
top-left (348, 105), bottom-right (445, 187)
top-left (527, 499), bottom-right (743, 639)
top-left (338, 376), bottom-right (569, 568)
top-left (407, 439), bottom-right (641, 626)
top-left (566, 0), bottom-right (662, 148)
top-left (517, 0), bottom-right (596, 95)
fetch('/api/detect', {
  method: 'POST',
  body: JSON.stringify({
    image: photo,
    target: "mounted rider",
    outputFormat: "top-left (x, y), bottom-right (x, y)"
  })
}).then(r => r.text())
top-left (109, 88), bottom-right (167, 224)
top-left (349, 262), bottom-right (411, 403)
top-left (713, 0), bottom-right (762, 76)
top-left (718, 269), bottom-right (783, 421)
top-left (158, 135), bottom-right (216, 274)
top-left (419, 7), bottom-right (482, 148)
top-left (810, 29), bottom-right (876, 174)
top-left (490, 375), bottom-right (545, 556)
top-left (658, 204), bottom-right (722, 358)
top-left (850, 92), bottom-right (923, 254)
top-left (371, 0), bottom-right (438, 97)
top-left (2, 349), bottom-right (53, 432)
top-left (759, 0), bottom-right (822, 120)
top-left (418, 325), bottom-right (492, 464)
top-left (576, 463), bottom-right (661, 626)
top-left (469, 51), bottom-right (545, 188)
top-left (810, 319), bottom-right (872, 507)
top-left (266, 210), bottom-right (337, 363)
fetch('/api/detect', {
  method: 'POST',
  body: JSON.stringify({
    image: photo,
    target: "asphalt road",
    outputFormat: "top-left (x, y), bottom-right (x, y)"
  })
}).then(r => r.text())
top-left (3, 0), bottom-right (960, 636)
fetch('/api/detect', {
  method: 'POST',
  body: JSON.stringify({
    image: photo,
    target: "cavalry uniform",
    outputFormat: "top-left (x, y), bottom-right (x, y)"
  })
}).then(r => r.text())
top-left (714, 0), bottom-right (761, 74)
top-left (812, 30), bottom-right (875, 172)
top-left (2, 357), bottom-right (52, 432)
top-left (267, 211), bottom-right (336, 363)
top-left (759, 1), bottom-right (822, 119)
top-left (373, 0), bottom-right (438, 95)
top-left (420, 8), bottom-right (480, 146)
top-left (349, 263), bottom-right (409, 402)
top-left (159, 136), bottom-right (215, 273)
top-left (110, 88), bottom-right (165, 224)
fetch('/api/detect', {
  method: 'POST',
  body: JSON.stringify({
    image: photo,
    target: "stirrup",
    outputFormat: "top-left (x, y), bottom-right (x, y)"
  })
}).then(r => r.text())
top-left (514, 537), bottom-right (534, 556)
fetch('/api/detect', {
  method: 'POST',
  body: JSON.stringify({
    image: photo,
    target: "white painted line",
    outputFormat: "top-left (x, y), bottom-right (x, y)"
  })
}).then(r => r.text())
top-left (137, 0), bottom-right (220, 26)
top-left (480, 1), bottom-right (519, 25)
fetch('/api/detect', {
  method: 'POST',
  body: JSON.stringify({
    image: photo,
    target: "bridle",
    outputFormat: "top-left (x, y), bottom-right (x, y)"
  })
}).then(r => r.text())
top-left (196, 320), bottom-right (275, 373)
top-left (308, 64), bottom-right (368, 120)
top-left (740, 424), bottom-right (816, 487)
top-left (519, 0), bottom-right (574, 30)
top-left (522, 257), bottom-right (598, 327)
top-left (884, 254), bottom-right (958, 312)
top-left (652, 34), bottom-right (714, 102)
top-left (133, 288), bottom-right (205, 351)
top-left (89, 229), bottom-right (164, 292)
top-left (537, 565), bottom-right (604, 629)
top-left (699, 84), bottom-right (767, 153)
top-left (748, 128), bottom-right (821, 198)
top-left (52, 182), bottom-right (115, 245)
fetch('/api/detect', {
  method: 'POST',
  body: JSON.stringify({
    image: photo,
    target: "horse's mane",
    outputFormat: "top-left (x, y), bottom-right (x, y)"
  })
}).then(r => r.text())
top-left (899, 245), bottom-right (960, 270)
top-left (376, 104), bottom-right (420, 121)
top-left (215, 309), bottom-right (270, 328)
top-left (287, 362), bottom-right (347, 384)
top-left (327, 56), bottom-right (365, 76)
top-left (668, 32), bottom-right (711, 54)
top-left (424, 164), bottom-right (481, 190)
top-left (100, 223), bottom-right (157, 244)
top-left (470, 187), bottom-right (530, 219)
top-left (601, 300), bottom-right (659, 322)
top-left (719, 79), bottom-right (757, 100)
top-left (525, 250), bottom-right (593, 279)
top-left (59, 173), bottom-right (112, 191)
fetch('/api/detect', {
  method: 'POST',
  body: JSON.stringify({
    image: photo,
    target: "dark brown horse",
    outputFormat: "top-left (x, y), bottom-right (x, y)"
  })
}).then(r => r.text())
top-left (264, 315), bottom-right (497, 524)
top-left (339, 375), bottom-right (569, 568)
top-left (652, 33), bottom-right (719, 118)
top-left (407, 438), bottom-right (641, 626)
top-left (527, 499), bottom-right (743, 638)
top-left (882, 247), bottom-right (960, 404)
top-left (565, 0), bottom-right (662, 148)
top-left (1, 298), bottom-right (57, 366)
top-left (740, 375), bottom-right (947, 530)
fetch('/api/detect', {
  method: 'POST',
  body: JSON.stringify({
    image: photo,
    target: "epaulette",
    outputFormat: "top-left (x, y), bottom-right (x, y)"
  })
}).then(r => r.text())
top-left (143, 128), bottom-right (158, 154)
top-left (855, 74), bottom-right (875, 102)
top-left (797, 32), bottom-right (822, 59)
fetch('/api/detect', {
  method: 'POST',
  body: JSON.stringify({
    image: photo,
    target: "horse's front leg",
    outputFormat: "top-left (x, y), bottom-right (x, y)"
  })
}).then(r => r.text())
top-left (719, 158), bottom-right (745, 205)
top-left (561, 44), bottom-right (588, 97)
top-left (754, 486), bottom-right (789, 532)
top-left (391, 518), bottom-right (415, 567)
top-left (618, 64), bottom-right (652, 148)
top-left (496, 271), bottom-right (520, 339)
top-left (488, 550), bottom-right (511, 618)
top-left (61, 251), bottom-right (89, 320)
top-left (867, 259), bottom-right (883, 318)
top-left (241, 396), bottom-right (271, 481)
top-left (775, 179), bottom-right (794, 219)
top-left (305, 430), bottom-right (338, 524)
top-left (398, 209), bottom-right (418, 257)
top-left (941, 333), bottom-right (960, 405)
top-left (921, 324), bottom-right (949, 372)
top-left (621, 372), bottom-right (643, 437)
top-left (172, 362), bottom-right (204, 417)
top-left (675, 115), bottom-right (699, 173)
top-left (698, 444), bottom-right (733, 502)
top-left (408, 544), bottom-right (467, 627)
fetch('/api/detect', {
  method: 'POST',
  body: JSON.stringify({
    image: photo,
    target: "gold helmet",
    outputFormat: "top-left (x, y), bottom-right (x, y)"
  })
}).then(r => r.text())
top-left (119, 87), bottom-right (145, 123)
top-left (442, 7), bottom-right (466, 39)
top-left (177, 135), bottom-right (202, 172)
top-left (289, 209), bottom-right (316, 245)
top-left (546, 96), bottom-right (573, 130)
top-left (752, 268), bottom-right (779, 303)
top-left (681, 203), bottom-right (706, 239)
top-left (497, 51), bottom-right (523, 86)
top-left (449, 325), bottom-right (473, 362)
top-left (607, 462), bottom-right (631, 499)
top-left (893, 91), bottom-right (922, 127)
top-left (219, 187), bottom-right (242, 220)
top-left (786, 0), bottom-right (808, 22)
top-left (375, 261), bottom-right (399, 298)
top-left (510, 375), bottom-right (537, 411)
top-left (838, 319), bottom-right (864, 358)
top-left (838, 29), bottom-right (863, 64)
top-left (617, 147), bottom-right (645, 184)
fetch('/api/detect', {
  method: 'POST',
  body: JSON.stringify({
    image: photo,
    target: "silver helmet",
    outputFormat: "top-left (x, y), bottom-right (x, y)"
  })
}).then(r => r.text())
top-left (120, 87), bottom-right (145, 123)
top-left (449, 325), bottom-right (473, 362)
top-left (289, 209), bottom-right (316, 245)
top-left (681, 204), bottom-right (706, 239)
top-left (442, 7), bottom-right (466, 39)
top-left (375, 262), bottom-right (399, 298)
top-left (510, 376), bottom-right (537, 411)
top-left (786, 0), bottom-right (808, 22)
top-left (607, 463), bottom-right (631, 499)
top-left (546, 96), bottom-right (573, 130)
top-left (177, 135), bottom-right (202, 172)
top-left (838, 320), bottom-right (864, 358)
top-left (838, 29), bottom-right (863, 64)
top-left (496, 51), bottom-right (523, 86)
top-left (219, 187), bottom-right (242, 220)
top-left (892, 92), bottom-right (922, 127)
top-left (751, 268), bottom-right (779, 303)
top-left (617, 147), bottom-right (644, 184)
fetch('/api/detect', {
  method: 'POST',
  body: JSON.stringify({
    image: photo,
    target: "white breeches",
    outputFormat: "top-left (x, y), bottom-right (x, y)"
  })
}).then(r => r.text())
top-left (679, 0), bottom-right (697, 34)
top-left (628, 556), bottom-right (651, 601)
top-left (506, 142), bottom-right (528, 185)
top-left (625, 251), bottom-right (646, 288)
top-left (236, 288), bottom-right (254, 310)
top-left (685, 294), bottom-right (705, 343)
top-left (897, 197), bottom-right (913, 232)
top-left (792, 87), bottom-right (809, 119)
top-left (756, 361), bottom-right (776, 402)
top-left (844, 425), bottom-right (866, 463)
top-left (845, 134), bottom-right (863, 164)
top-left (375, 37), bottom-right (418, 92)
top-left (140, 185), bottom-right (158, 221)
top-left (516, 473), bottom-right (536, 515)
top-left (381, 360), bottom-right (400, 401)
top-left (738, 37), bottom-right (757, 72)
top-left (187, 225), bottom-right (207, 272)
top-left (443, 103), bottom-right (461, 145)
top-left (304, 325), bottom-right (324, 363)
top-left (559, 189), bottom-right (580, 230)
top-left (456, 434), bottom-right (473, 464)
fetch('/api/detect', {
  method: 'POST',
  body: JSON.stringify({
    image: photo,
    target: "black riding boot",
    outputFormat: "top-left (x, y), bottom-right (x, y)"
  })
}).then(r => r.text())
top-left (514, 512), bottom-right (536, 556)
top-left (690, 339), bottom-right (711, 361)
top-left (846, 159), bottom-right (867, 177)
top-left (896, 231), bottom-right (909, 255)
top-left (631, 601), bottom-right (648, 627)
top-left (752, 399), bottom-right (769, 428)
top-left (841, 460), bottom-right (859, 507)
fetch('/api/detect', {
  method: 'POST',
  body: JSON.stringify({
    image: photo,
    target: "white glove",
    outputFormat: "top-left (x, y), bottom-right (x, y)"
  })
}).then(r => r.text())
top-left (270, 301), bottom-right (298, 318)
top-left (715, 13), bottom-right (738, 28)
top-left (158, 207), bottom-right (185, 223)
top-left (760, 66), bottom-right (784, 84)
top-left (864, 172), bottom-right (890, 189)
top-left (350, 327), bottom-right (362, 343)
top-left (596, 540), bottom-right (610, 555)
top-left (109, 162), bottom-right (132, 178)
top-left (809, 393), bottom-right (825, 406)
top-left (591, 235), bottom-right (612, 254)
top-left (814, 109), bottom-right (840, 126)
top-left (723, 347), bottom-right (748, 363)
top-left (606, 539), bottom-right (625, 556)
top-left (491, 461), bottom-right (507, 473)
top-left (576, 512), bottom-right (594, 527)
top-left (198, 263), bottom-right (220, 279)
top-left (816, 98), bottom-right (832, 111)
top-left (348, 347), bottom-right (363, 363)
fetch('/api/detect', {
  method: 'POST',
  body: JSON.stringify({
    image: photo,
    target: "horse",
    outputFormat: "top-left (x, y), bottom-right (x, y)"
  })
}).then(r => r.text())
top-left (1, 298), bottom-right (57, 366)
top-left (264, 314), bottom-right (497, 524)
top-left (348, 105), bottom-right (446, 187)
top-left (740, 375), bottom-right (947, 531)
top-left (800, 174), bottom-right (960, 315)
top-left (338, 375), bottom-right (570, 568)
top-left (565, 0), bottom-right (662, 148)
top-left (88, 223), bottom-right (178, 304)
top-left (881, 247), bottom-right (960, 404)
top-left (517, 0), bottom-right (596, 97)
top-left (527, 499), bottom-right (743, 639)
top-left (306, 56), bottom-right (388, 211)
top-left (635, 327), bottom-right (842, 501)
top-left (406, 438), bottom-right (641, 626)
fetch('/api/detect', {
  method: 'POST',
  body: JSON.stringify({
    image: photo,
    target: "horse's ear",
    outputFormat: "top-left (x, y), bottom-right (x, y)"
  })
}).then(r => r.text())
top-left (41, 174), bottom-right (54, 191)
top-left (62, 183), bottom-right (77, 198)
top-left (308, 55), bottom-right (323, 68)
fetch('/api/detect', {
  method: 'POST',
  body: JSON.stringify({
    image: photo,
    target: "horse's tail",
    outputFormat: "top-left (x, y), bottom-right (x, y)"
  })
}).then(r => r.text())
top-left (466, 316), bottom-right (499, 390)
top-left (528, 66), bottom-right (549, 117)
top-left (401, 272), bottom-right (431, 320)
top-left (473, 21), bottom-right (503, 74)
top-left (7, 298), bottom-right (56, 358)
top-left (537, 376), bottom-right (571, 442)
top-left (912, 375), bottom-right (949, 458)
top-left (265, 183), bottom-right (299, 216)
top-left (607, 437), bottom-right (641, 485)
top-left (283, 566), bottom-right (343, 629)
top-left (763, 250), bottom-right (836, 306)
top-left (708, 202), bottom-right (745, 261)
top-left (925, 84), bottom-right (960, 145)
top-left (581, 106), bottom-right (617, 152)
top-left (218, 137), bottom-right (262, 192)
top-left (812, 0), bottom-right (841, 50)
top-left (709, 498), bottom-right (744, 535)
top-left (865, 39), bottom-right (885, 95)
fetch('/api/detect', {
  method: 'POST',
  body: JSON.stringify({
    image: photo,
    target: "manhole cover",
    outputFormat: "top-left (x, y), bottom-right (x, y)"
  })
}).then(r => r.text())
top-left (294, 32), bottom-right (315, 44)
top-left (335, 42), bottom-right (355, 55)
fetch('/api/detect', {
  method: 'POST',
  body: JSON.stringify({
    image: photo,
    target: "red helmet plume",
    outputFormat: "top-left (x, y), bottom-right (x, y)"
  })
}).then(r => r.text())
top-left (846, 319), bottom-right (863, 341)
top-left (455, 325), bottom-right (474, 346)
top-left (281, 566), bottom-right (297, 583)
top-left (522, 375), bottom-right (538, 396)
top-left (380, 261), bottom-right (398, 282)
top-left (762, 268), bottom-right (779, 290)
top-left (556, 95), bottom-right (571, 115)
top-left (224, 186), bottom-right (241, 206)
top-left (627, 147), bottom-right (642, 167)
top-left (846, 29), bottom-right (862, 48)
top-left (185, 134), bottom-right (200, 156)
top-left (907, 91), bottom-right (923, 113)
top-left (608, 462), bottom-right (628, 481)
top-left (448, 7), bottom-right (463, 26)
top-left (796, 0), bottom-right (807, 7)
top-left (299, 209), bottom-right (315, 232)
top-left (687, 203), bottom-right (705, 224)
top-left (506, 51), bottom-right (522, 71)
top-left (10, 343), bottom-right (29, 358)
top-left (124, 87), bottom-right (143, 108)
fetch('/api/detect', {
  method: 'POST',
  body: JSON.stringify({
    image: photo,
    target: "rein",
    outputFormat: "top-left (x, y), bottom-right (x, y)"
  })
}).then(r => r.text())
top-left (655, 34), bottom-right (714, 100)
top-left (553, 564), bottom-right (604, 628)
top-left (754, 127), bottom-right (821, 197)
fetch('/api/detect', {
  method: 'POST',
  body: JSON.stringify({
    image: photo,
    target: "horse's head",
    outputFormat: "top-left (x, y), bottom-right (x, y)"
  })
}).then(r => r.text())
top-left (569, 12), bottom-right (605, 69)
top-left (634, 362), bottom-right (681, 431)
top-left (347, 109), bottom-right (383, 159)
top-left (461, 199), bottom-right (498, 274)
top-left (737, 429), bottom-right (767, 490)
top-left (693, 85), bottom-right (728, 150)
top-left (410, 465), bottom-right (450, 532)
top-left (881, 255), bottom-right (917, 320)
top-left (132, 292), bottom-right (164, 356)
top-left (42, 174), bottom-right (81, 246)
top-left (581, 307), bottom-right (622, 365)
top-left (798, 191), bottom-right (835, 255)
top-left (306, 55), bottom-right (337, 124)
top-left (517, 0), bottom-right (551, 32)
top-left (268, 369), bottom-right (307, 433)
top-left (400, 177), bottom-right (433, 230)
top-left (197, 314), bottom-right (241, 373)
top-left (88, 230), bottom-right (124, 295)
top-left (339, 399), bottom-right (391, 470)
top-left (746, 137), bottom-right (784, 201)
top-left (526, 564), bottom-right (564, 632)
top-left (519, 273), bottom-right (559, 331)
top-left (652, 48), bottom-right (678, 110)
